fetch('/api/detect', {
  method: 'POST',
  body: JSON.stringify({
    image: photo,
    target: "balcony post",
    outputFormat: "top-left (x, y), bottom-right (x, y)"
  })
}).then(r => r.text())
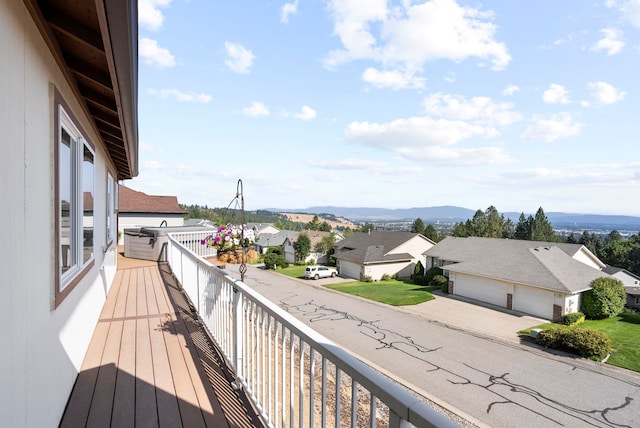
top-left (232, 280), bottom-right (244, 387)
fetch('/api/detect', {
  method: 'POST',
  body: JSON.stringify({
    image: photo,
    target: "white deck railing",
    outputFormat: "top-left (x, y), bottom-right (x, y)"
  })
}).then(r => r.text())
top-left (167, 232), bottom-right (456, 428)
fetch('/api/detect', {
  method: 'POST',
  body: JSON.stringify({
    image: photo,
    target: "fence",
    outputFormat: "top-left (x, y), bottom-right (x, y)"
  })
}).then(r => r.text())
top-left (167, 232), bottom-right (456, 428)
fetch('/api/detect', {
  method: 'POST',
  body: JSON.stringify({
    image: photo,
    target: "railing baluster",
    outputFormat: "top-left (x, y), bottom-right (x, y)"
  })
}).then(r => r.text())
top-left (351, 378), bottom-right (357, 428)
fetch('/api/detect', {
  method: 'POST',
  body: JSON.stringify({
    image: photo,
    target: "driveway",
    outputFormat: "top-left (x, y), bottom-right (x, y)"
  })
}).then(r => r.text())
top-left (223, 263), bottom-right (640, 428)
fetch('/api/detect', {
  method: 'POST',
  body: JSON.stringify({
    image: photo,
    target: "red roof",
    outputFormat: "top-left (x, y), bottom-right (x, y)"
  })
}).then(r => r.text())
top-left (118, 185), bottom-right (186, 214)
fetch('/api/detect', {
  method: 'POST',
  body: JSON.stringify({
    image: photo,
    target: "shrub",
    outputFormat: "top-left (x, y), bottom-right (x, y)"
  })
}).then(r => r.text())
top-left (536, 327), bottom-right (611, 360)
top-left (381, 273), bottom-right (392, 281)
top-left (430, 274), bottom-right (448, 289)
top-left (263, 253), bottom-right (288, 269)
top-left (581, 277), bottom-right (626, 319)
top-left (562, 328), bottom-right (611, 360)
top-left (361, 275), bottom-right (373, 283)
top-left (424, 267), bottom-right (443, 284)
top-left (563, 312), bottom-right (585, 326)
top-left (413, 275), bottom-right (429, 286)
top-left (413, 261), bottom-right (425, 278)
top-left (536, 328), bottom-right (564, 348)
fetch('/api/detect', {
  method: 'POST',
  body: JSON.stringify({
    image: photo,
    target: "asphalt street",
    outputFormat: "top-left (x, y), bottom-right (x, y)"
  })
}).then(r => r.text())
top-left (223, 263), bottom-right (640, 428)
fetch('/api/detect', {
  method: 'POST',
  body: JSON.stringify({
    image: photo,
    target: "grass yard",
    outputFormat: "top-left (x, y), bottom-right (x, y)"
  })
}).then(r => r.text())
top-left (276, 265), bottom-right (308, 279)
top-left (326, 281), bottom-right (437, 306)
top-left (520, 311), bottom-right (640, 373)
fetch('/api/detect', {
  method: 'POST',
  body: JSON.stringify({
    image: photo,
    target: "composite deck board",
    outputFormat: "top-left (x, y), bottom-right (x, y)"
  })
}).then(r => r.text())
top-left (60, 254), bottom-right (263, 427)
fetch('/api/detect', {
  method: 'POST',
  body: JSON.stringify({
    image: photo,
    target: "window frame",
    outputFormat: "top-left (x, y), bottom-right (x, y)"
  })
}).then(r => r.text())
top-left (54, 93), bottom-right (96, 307)
top-left (106, 171), bottom-right (117, 248)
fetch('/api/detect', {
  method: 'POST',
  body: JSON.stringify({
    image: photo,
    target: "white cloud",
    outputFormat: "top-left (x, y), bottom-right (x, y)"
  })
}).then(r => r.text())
top-left (587, 81), bottom-right (626, 104)
top-left (324, 0), bottom-right (511, 74)
top-left (280, 0), bottom-right (299, 24)
top-left (139, 0), bottom-right (172, 31)
top-left (242, 101), bottom-right (270, 117)
top-left (362, 67), bottom-right (426, 89)
top-left (542, 84), bottom-right (571, 104)
top-left (423, 93), bottom-right (522, 127)
top-left (502, 84), bottom-right (520, 96)
top-left (609, 0), bottom-right (640, 28)
top-left (344, 116), bottom-right (512, 165)
top-left (224, 42), bottom-right (255, 74)
top-left (521, 113), bottom-right (583, 142)
top-left (147, 88), bottom-right (212, 103)
top-left (139, 38), bottom-right (176, 68)
top-left (591, 28), bottom-right (624, 56)
top-left (292, 105), bottom-right (317, 121)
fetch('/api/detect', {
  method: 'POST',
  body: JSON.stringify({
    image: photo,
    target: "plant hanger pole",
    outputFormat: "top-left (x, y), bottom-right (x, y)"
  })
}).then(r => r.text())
top-left (236, 179), bottom-right (247, 282)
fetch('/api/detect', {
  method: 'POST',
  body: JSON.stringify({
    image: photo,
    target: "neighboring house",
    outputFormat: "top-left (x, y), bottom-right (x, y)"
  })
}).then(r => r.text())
top-left (283, 231), bottom-right (342, 264)
top-left (334, 231), bottom-right (435, 281)
top-left (1, 1), bottom-right (138, 426)
top-left (184, 218), bottom-right (217, 228)
top-left (603, 266), bottom-right (640, 310)
top-left (117, 184), bottom-right (186, 244)
top-left (424, 237), bottom-right (608, 321)
top-left (247, 222), bottom-right (280, 235)
top-left (255, 230), bottom-right (300, 254)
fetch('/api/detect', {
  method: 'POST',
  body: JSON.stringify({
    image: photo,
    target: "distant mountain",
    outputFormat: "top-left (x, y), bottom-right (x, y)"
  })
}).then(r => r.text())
top-left (267, 206), bottom-right (640, 228)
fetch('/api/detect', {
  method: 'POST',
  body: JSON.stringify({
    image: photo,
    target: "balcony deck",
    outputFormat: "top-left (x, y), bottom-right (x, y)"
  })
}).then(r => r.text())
top-left (60, 252), bottom-right (264, 427)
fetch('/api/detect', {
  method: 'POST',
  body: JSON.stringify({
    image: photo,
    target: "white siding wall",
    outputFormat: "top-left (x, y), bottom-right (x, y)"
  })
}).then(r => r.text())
top-left (393, 235), bottom-right (434, 259)
top-left (572, 248), bottom-right (604, 270)
top-left (365, 261), bottom-right (412, 280)
top-left (1, 2), bottom-right (118, 425)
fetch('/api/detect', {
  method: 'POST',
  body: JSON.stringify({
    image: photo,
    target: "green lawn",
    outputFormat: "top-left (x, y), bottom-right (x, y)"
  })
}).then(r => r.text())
top-left (276, 265), bottom-right (308, 279)
top-left (274, 266), bottom-right (436, 306)
top-left (520, 311), bottom-right (640, 373)
top-left (326, 281), bottom-right (437, 306)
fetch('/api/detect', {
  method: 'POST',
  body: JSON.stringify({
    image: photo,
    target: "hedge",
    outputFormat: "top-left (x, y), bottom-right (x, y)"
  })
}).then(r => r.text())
top-left (536, 327), bottom-right (611, 360)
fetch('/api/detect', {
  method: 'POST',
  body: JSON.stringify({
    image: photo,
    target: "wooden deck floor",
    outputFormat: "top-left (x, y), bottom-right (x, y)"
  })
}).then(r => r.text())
top-left (60, 253), bottom-right (264, 427)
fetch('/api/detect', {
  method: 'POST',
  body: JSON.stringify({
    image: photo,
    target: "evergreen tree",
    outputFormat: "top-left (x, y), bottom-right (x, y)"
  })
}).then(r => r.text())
top-left (514, 213), bottom-right (532, 240)
top-left (411, 218), bottom-right (426, 234)
top-left (530, 207), bottom-right (556, 241)
top-left (423, 224), bottom-right (440, 242)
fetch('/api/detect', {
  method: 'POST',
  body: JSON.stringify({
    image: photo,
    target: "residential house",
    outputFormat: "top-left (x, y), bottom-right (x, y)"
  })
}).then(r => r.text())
top-left (283, 231), bottom-right (343, 264)
top-left (254, 230), bottom-right (300, 254)
top-left (424, 237), bottom-right (608, 321)
top-left (1, 0), bottom-right (138, 426)
top-left (247, 222), bottom-right (280, 235)
top-left (603, 266), bottom-right (640, 310)
top-left (334, 231), bottom-right (436, 280)
top-left (117, 184), bottom-right (186, 244)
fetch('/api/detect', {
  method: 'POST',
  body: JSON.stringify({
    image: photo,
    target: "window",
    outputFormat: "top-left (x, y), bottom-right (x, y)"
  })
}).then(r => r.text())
top-left (56, 102), bottom-right (95, 305)
top-left (106, 172), bottom-right (116, 245)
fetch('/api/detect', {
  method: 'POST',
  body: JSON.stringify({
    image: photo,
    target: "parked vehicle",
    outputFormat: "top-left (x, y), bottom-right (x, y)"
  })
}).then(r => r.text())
top-left (304, 265), bottom-right (338, 280)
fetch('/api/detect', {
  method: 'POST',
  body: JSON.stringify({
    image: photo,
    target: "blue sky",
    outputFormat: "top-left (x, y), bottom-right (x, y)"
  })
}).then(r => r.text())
top-left (127, 0), bottom-right (640, 216)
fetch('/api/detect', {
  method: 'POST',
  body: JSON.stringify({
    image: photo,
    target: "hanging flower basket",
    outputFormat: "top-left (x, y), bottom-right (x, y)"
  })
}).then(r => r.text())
top-left (201, 224), bottom-right (258, 264)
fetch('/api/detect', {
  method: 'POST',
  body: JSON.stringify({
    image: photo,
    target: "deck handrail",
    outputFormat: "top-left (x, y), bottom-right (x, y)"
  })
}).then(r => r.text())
top-left (167, 232), bottom-right (456, 428)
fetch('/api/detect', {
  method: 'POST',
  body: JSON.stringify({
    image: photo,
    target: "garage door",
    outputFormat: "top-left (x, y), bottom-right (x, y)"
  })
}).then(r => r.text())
top-left (339, 260), bottom-right (361, 280)
top-left (514, 285), bottom-right (554, 319)
top-left (454, 274), bottom-right (508, 308)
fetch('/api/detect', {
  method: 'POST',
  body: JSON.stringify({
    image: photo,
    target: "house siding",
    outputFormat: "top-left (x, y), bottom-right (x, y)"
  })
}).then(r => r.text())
top-left (1, 2), bottom-right (118, 425)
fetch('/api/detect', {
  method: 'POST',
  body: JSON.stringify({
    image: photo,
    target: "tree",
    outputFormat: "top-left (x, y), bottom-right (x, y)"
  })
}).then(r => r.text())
top-left (606, 230), bottom-right (623, 243)
top-left (530, 207), bottom-right (556, 242)
top-left (423, 224), bottom-right (441, 242)
top-left (359, 223), bottom-right (375, 233)
top-left (411, 218), bottom-right (426, 234)
top-left (294, 233), bottom-right (311, 262)
top-left (314, 233), bottom-right (337, 256)
top-left (581, 277), bottom-right (626, 319)
top-left (306, 215), bottom-right (321, 231)
top-left (514, 213), bottom-right (532, 240)
top-left (318, 221), bottom-right (332, 232)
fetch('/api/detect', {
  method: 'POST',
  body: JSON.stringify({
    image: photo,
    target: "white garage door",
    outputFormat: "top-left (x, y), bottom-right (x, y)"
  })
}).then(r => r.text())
top-left (514, 285), bottom-right (554, 319)
top-left (454, 274), bottom-right (508, 308)
top-left (339, 260), bottom-right (361, 280)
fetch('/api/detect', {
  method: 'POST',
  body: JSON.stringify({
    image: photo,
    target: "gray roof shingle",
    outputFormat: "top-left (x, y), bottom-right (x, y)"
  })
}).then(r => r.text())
top-left (334, 231), bottom-right (428, 264)
top-left (426, 237), bottom-right (607, 293)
